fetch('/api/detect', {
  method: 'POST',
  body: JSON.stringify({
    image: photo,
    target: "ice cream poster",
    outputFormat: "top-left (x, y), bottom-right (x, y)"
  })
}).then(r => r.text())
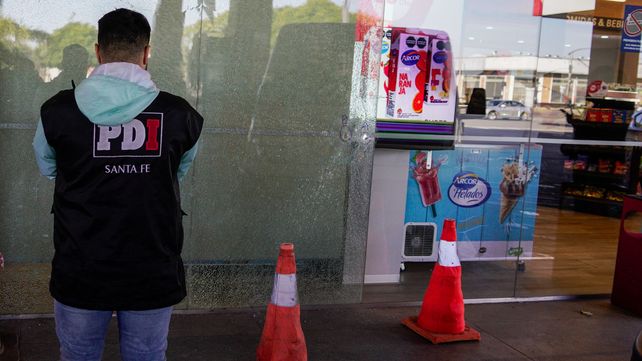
top-left (404, 145), bottom-right (543, 260)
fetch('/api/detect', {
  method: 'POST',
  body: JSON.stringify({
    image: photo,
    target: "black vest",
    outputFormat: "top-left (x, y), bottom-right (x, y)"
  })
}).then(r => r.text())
top-left (41, 90), bottom-right (203, 310)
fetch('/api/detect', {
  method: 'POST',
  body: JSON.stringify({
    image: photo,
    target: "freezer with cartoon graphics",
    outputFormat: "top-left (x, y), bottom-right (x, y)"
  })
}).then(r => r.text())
top-left (364, 145), bottom-right (543, 283)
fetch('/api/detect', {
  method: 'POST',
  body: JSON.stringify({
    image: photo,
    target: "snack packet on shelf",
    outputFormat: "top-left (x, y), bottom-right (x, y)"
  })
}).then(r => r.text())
top-left (583, 186), bottom-right (605, 199)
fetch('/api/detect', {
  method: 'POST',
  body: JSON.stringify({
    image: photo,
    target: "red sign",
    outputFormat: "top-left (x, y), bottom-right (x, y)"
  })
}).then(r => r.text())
top-left (533, 0), bottom-right (543, 16)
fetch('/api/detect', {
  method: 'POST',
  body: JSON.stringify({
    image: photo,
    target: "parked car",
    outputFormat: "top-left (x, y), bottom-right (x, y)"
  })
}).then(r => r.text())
top-left (486, 100), bottom-right (531, 120)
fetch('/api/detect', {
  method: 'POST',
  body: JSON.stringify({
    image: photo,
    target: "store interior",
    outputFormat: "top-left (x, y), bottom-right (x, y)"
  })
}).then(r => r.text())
top-left (363, 0), bottom-right (642, 303)
top-left (364, 206), bottom-right (627, 303)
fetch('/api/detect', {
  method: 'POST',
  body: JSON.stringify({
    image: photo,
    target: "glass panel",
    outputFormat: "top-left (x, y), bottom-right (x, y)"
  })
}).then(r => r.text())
top-left (455, 0), bottom-right (542, 299)
top-left (362, 0), bottom-right (541, 303)
top-left (0, 0), bottom-right (383, 314)
top-left (515, 0), bottom-right (642, 298)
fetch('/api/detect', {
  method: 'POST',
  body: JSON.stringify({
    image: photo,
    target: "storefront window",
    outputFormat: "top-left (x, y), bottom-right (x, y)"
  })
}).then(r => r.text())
top-left (364, 0), bottom-right (642, 303)
top-left (0, 0), bottom-right (383, 314)
top-left (2, 0), bottom-right (642, 315)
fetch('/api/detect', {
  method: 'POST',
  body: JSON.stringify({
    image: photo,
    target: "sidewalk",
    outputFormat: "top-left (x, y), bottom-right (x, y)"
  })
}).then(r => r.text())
top-left (1, 298), bottom-right (640, 360)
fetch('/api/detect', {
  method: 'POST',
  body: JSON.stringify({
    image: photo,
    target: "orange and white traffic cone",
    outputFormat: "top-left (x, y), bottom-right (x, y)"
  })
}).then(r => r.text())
top-left (402, 219), bottom-right (481, 344)
top-left (257, 243), bottom-right (307, 361)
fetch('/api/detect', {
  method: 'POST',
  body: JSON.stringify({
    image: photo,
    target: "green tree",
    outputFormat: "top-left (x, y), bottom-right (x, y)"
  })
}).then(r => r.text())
top-left (271, 0), bottom-right (347, 44)
top-left (0, 17), bottom-right (39, 56)
top-left (183, 0), bottom-right (353, 51)
top-left (41, 22), bottom-right (96, 67)
top-left (182, 8), bottom-right (229, 58)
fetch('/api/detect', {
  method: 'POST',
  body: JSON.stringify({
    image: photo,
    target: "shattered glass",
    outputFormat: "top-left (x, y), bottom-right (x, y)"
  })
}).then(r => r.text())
top-left (0, 0), bottom-right (383, 313)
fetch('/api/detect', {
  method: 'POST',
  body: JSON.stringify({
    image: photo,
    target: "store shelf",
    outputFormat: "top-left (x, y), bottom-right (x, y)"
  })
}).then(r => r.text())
top-left (559, 194), bottom-right (624, 218)
top-left (561, 194), bottom-right (624, 205)
top-left (560, 174), bottom-right (628, 218)
top-left (586, 96), bottom-right (637, 109)
top-left (556, 100), bottom-right (639, 217)
top-left (569, 170), bottom-right (628, 185)
top-left (568, 120), bottom-right (629, 141)
top-left (560, 144), bottom-right (628, 158)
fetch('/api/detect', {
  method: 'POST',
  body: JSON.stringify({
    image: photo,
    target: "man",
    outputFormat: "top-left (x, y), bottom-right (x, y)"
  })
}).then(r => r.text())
top-left (33, 8), bottom-right (203, 360)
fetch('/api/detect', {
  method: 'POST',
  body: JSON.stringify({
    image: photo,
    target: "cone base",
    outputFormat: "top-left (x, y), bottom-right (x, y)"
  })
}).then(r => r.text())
top-left (402, 316), bottom-right (481, 344)
top-left (257, 304), bottom-right (307, 361)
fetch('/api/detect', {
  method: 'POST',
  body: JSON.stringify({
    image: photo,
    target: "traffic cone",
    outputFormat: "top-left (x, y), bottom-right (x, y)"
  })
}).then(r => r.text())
top-left (402, 219), bottom-right (481, 344)
top-left (257, 243), bottom-right (307, 361)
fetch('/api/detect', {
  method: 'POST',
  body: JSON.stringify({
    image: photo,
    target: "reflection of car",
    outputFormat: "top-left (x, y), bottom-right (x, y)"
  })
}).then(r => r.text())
top-left (486, 100), bottom-right (531, 120)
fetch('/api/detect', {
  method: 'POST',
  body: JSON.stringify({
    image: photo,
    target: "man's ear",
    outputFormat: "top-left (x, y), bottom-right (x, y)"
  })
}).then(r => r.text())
top-left (143, 45), bottom-right (151, 67)
top-left (94, 43), bottom-right (102, 64)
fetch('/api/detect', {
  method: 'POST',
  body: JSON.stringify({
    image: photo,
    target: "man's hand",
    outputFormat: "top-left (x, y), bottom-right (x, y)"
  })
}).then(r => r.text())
top-left (0, 252), bottom-right (4, 270)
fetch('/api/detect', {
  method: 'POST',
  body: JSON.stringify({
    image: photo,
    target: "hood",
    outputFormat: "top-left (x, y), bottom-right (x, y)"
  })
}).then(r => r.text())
top-left (75, 62), bottom-right (160, 126)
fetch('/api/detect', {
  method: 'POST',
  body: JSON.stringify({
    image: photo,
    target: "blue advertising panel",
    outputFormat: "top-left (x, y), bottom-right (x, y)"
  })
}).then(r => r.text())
top-left (404, 145), bottom-right (542, 260)
top-left (621, 5), bottom-right (642, 53)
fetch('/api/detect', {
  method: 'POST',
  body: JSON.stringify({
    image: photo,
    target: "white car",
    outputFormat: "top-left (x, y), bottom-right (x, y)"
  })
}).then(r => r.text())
top-left (486, 100), bottom-right (531, 120)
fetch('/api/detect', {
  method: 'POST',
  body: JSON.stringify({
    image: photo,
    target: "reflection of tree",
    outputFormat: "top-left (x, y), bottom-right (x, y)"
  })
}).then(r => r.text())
top-left (224, 0), bottom-right (273, 123)
top-left (184, 0), bottom-right (357, 126)
top-left (183, 0), bottom-right (354, 48)
top-left (187, 1), bottom-right (274, 126)
top-left (271, 0), bottom-right (352, 44)
top-left (0, 17), bottom-right (46, 64)
top-left (0, 17), bottom-right (32, 47)
top-left (39, 22), bottom-right (96, 68)
top-left (149, 0), bottom-right (186, 97)
top-left (0, 17), bottom-right (96, 121)
top-left (0, 43), bottom-right (42, 122)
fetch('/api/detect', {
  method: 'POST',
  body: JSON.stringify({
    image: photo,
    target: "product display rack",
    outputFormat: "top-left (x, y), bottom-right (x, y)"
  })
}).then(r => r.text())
top-left (559, 96), bottom-right (640, 217)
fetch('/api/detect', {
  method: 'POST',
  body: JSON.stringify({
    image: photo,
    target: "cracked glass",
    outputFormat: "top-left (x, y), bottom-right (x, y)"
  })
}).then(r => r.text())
top-left (0, 0), bottom-right (383, 314)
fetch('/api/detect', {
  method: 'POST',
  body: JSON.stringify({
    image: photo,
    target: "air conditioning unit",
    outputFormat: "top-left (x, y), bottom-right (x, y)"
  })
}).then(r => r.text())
top-left (401, 222), bottom-right (438, 265)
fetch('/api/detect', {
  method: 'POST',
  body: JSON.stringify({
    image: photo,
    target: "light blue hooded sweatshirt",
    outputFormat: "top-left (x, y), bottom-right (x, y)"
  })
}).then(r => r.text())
top-left (33, 62), bottom-right (198, 180)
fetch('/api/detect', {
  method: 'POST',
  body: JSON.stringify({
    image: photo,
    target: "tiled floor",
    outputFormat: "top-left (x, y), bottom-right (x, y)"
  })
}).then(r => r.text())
top-left (2, 206), bottom-right (639, 360)
top-left (362, 206), bottom-right (623, 303)
top-left (1, 298), bottom-right (640, 360)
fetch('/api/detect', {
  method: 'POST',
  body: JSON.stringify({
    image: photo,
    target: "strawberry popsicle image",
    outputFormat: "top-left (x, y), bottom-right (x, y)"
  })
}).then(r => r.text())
top-left (413, 152), bottom-right (444, 217)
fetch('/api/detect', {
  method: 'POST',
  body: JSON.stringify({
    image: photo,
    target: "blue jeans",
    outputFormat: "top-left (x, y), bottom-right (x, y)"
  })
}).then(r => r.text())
top-left (54, 300), bottom-right (172, 361)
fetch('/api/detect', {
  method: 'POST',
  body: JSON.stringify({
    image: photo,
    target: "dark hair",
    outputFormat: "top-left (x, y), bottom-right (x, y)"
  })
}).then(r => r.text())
top-left (97, 8), bottom-right (151, 62)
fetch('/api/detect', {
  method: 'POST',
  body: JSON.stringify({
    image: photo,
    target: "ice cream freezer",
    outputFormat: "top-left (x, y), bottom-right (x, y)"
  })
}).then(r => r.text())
top-left (364, 144), bottom-right (542, 284)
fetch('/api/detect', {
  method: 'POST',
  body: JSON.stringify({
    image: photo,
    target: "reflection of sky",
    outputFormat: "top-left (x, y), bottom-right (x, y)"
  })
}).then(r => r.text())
top-left (461, 0), bottom-right (593, 59)
top-left (3, 0), bottom-right (595, 59)
top-left (1, 0), bottom-right (348, 32)
top-left (2, 0), bottom-right (159, 31)
top-left (538, 18), bottom-right (593, 58)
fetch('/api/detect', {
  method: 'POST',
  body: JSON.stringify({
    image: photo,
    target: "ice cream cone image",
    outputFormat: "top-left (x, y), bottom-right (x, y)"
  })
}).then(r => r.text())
top-left (499, 162), bottom-right (535, 224)
top-left (500, 194), bottom-right (519, 224)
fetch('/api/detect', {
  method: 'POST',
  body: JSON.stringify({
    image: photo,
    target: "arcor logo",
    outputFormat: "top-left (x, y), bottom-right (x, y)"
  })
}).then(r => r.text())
top-left (94, 112), bottom-right (163, 157)
top-left (448, 171), bottom-right (491, 208)
top-left (401, 50), bottom-right (421, 66)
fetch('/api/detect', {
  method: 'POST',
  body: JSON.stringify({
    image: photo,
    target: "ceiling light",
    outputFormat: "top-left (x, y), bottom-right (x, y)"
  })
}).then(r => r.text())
top-left (485, 26), bottom-right (494, 30)
top-left (565, 44), bottom-right (571, 47)
top-left (468, 36), bottom-right (475, 40)
top-left (600, 35), bottom-right (609, 39)
top-left (517, 40), bottom-right (525, 44)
